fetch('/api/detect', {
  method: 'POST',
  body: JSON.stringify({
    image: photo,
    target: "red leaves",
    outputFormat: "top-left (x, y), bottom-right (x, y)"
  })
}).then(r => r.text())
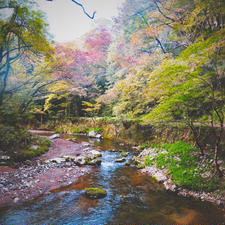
top-left (85, 28), bottom-right (111, 53)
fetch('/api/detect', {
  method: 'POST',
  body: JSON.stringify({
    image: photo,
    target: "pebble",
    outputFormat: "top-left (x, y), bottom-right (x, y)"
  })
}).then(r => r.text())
top-left (14, 197), bottom-right (19, 203)
top-left (3, 187), bottom-right (9, 192)
top-left (0, 142), bottom-right (107, 206)
top-left (216, 200), bottom-right (223, 207)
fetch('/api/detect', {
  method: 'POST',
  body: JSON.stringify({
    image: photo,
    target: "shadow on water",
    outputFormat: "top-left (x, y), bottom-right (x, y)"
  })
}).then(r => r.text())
top-left (0, 136), bottom-right (224, 224)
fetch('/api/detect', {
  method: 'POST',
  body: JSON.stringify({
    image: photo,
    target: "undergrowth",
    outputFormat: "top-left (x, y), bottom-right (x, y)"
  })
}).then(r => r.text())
top-left (88, 127), bottom-right (102, 133)
top-left (143, 142), bottom-right (219, 191)
top-left (17, 137), bottom-right (51, 161)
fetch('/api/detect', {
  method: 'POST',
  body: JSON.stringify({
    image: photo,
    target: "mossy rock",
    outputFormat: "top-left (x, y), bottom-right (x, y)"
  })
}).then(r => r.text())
top-left (121, 152), bottom-right (128, 157)
top-left (136, 164), bottom-right (145, 169)
top-left (84, 157), bottom-right (102, 166)
top-left (85, 187), bottom-right (107, 199)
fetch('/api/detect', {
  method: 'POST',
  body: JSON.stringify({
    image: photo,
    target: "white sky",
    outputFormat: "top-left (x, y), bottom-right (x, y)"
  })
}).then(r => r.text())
top-left (36, 0), bottom-right (125, 42)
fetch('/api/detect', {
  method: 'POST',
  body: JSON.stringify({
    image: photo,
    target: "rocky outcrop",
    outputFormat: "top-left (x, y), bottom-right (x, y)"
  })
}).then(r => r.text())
top-left (44, 149), bottom-right (102, 167)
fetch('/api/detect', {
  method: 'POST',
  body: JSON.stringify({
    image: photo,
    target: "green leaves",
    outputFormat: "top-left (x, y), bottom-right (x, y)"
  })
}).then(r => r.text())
top-left (142, 28), bottom-right (225, 124)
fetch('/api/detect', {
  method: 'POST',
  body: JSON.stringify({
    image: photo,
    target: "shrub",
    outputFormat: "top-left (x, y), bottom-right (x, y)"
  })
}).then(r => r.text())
top-left (88, 127), bottom-right (103, 133)
top-left (72, 127), bottom-right (81, 134)
top-left (0, 124), bottom-right (32, 152)
top-left (16, 137), bottom-right (50, 162)
top-left (144, 156), bottom-right (153, 166)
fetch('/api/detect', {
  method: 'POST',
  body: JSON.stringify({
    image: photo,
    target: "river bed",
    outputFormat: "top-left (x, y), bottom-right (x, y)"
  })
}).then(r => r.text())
top-left (0, 135), bottom-right (224, 224)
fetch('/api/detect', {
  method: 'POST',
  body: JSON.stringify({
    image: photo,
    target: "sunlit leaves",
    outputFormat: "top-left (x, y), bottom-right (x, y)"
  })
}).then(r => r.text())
top-left (142, 28), bottom-right (225, 124)
top-left (82, 101), bottom-right (101, 116)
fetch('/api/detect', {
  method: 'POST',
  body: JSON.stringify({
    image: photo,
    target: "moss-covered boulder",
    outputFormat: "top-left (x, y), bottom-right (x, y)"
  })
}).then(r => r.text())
top-left (85, 187), bottom-right (107, 199)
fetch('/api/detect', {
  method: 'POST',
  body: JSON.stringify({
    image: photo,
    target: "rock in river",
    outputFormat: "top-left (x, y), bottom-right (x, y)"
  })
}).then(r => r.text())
top-left (89, 150), bottom-right (102, 158)
top-left (85, 187), bottom-right (107, 199)
top-left (115, 158), bottom-right (126, 163)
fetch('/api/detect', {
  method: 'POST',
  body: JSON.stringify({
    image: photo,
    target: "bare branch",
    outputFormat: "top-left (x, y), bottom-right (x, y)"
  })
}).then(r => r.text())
top-left (71, 0), bottom-right (96, 19)
top-left (46, 0), bottom-right (96, 19)
top-left (153, 0), bottom-right (175, 23)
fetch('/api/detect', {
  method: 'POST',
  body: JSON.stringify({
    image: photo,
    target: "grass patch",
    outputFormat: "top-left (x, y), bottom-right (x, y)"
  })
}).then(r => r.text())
top-left (18, 137), bottom-right (50, 161)
top-left (71, 127), bottom-right (82, 134)
top-left (54, 127), bottom-right (64, 133)
top-left (144, 156), bottom-right (153, 166)
top-left (144, 142), bottom-right (219, 192)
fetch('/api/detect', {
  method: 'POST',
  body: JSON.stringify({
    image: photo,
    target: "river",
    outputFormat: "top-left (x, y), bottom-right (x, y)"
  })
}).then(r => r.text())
top-left (0, 135), bottom-right (224, 224)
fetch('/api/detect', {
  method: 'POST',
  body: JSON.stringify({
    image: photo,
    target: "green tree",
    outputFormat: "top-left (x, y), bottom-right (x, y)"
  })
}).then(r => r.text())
top-left (0, 0), bottom-right (52, 105)
top-left (143, 28), bottom-right (225, 176)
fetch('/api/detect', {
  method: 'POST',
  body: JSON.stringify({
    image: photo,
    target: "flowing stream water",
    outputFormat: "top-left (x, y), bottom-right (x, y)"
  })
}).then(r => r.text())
top-left (0, 136), bottom-right (224, 224)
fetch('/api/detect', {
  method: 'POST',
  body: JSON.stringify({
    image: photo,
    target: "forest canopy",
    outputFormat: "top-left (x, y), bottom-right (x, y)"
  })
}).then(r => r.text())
top-left (0, 0), bottom-right (225, 175)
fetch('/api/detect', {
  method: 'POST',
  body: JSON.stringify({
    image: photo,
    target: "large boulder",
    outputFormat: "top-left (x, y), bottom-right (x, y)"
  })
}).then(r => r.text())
top-left (85, 187), bottom-right (107, 199)
top-left (95, 134), bottom-right (102, 139)
top-left (121, 152), bottom-right (128, 157)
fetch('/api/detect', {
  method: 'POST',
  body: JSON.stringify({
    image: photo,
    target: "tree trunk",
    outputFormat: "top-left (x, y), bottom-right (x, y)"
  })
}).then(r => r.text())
top-left (0, 60), bottom-right (10, 106)
top-left (213, 118), bottom-right (224, 177)
top-left (214, 143), bottom-right (223, 177)
top-left (188, 121), bottom-right (204, 155)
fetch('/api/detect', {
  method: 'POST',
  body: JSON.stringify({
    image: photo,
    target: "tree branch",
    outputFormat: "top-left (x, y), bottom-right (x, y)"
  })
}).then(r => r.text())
top-left (46, 0), bottom-right (96, 19)
top-left (71, 0), bottom-right (96, 19)
top-left (153, 0), bottom-right (175, 23)
top-left (136, 12), bottom-right (167, 54)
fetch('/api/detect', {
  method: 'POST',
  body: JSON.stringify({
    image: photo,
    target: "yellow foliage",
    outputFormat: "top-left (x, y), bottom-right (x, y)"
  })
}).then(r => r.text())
top-left (82, 101), bottom-right (101, 114)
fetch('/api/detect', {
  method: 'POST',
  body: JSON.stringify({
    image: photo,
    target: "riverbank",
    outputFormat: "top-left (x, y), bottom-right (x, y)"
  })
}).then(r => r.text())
top-left (0, 137), bottom-right (99, 207)
top-left (134, 144), bottom-right (225, 210)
